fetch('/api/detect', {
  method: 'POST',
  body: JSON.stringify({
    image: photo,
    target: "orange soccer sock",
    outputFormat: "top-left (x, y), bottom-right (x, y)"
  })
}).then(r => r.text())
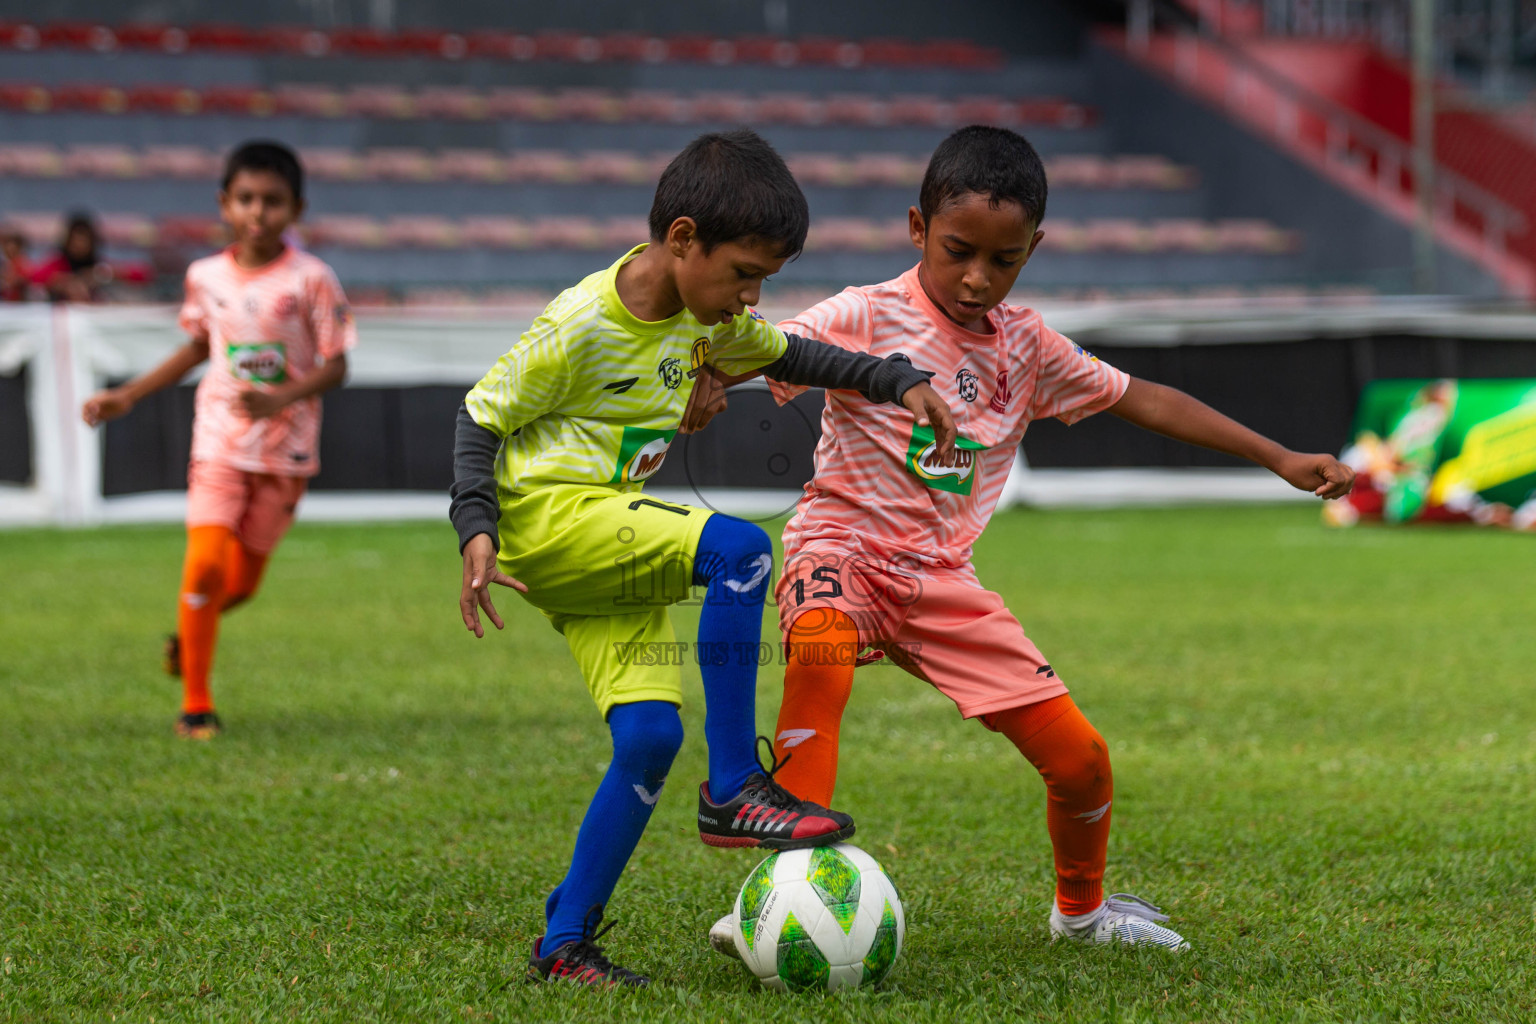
top-left (219, 534), bottom-right (269, 612)
top-left (771, 609), bottom-right (859, 808)
top-left (177, 525), bottom-right (234, 715)
top-left (988, 694), bottom-right (1113, 917)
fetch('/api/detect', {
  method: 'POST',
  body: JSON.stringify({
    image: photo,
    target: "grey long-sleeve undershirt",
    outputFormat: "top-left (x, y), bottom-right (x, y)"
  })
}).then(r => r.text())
top-left (449, 331), bottom-right (934, 553)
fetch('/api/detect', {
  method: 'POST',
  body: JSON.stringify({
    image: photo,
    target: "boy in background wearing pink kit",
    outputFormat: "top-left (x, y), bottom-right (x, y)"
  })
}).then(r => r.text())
top-left (691, 126), bottom-right (1353, 952)
top-left (83, 141), bottom-right (355, 739)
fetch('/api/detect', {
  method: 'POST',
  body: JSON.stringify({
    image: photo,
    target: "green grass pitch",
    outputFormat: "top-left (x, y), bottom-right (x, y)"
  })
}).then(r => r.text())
top-left (1, 505), bottom-right (1532, 1022)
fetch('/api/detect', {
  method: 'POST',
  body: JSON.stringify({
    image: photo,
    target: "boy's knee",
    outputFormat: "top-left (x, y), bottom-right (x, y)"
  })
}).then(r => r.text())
top-left (610, 701), bottom-right (684, 770)
top-left (696, 516), bottom-right (773, 590)
top-left (183, 558), bottom-right (225, 600)
top-left (1057, 727), bottom-right (1111, 791)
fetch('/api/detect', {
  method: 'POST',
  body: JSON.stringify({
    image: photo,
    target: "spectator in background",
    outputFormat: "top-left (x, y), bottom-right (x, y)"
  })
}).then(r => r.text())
top-left (1, 228), bottom-right (32, 301)
top-left (31, 211), bottom-right (150, 302)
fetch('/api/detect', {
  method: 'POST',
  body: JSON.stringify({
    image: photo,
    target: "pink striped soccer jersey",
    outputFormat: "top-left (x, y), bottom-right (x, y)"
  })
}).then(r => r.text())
top-left (770, 265), bottom-right (1129, 576)
top-left (178, 246), bottom-right (357, 477)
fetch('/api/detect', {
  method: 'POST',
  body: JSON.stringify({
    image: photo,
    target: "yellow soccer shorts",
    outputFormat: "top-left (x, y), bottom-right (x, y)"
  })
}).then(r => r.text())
top-left (497, 484), bottom-right (715, 717)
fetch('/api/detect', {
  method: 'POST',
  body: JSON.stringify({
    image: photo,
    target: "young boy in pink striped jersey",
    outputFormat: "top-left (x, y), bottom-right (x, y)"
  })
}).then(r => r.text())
top-left (689, 125), bottom-right (1354, 954)
top-left (83, 141), bottom-right (355, 739)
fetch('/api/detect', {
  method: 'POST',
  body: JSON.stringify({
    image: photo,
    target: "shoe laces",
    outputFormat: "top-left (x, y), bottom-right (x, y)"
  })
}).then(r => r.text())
top-left (742, 736), bottom-right (800, 810)
top-left (1101, 893), bottom-right (1171, 925)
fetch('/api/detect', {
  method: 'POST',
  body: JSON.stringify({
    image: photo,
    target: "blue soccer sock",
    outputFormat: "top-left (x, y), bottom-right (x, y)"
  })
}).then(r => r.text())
top-left (543, 700), bottom-right (683, 950)
top-left (692, 514), bottom-right (774, 803)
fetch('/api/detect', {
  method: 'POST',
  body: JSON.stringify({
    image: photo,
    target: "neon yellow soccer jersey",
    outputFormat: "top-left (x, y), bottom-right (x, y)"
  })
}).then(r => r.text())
top-left (465, 244), bottom-right (790, 499)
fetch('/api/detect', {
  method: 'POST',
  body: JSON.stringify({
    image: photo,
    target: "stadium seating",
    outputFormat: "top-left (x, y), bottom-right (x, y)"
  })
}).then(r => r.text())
top-left (0, 20), bottom-right (1006, 69)
top-left (0, 19), bottom-right (1334, 298)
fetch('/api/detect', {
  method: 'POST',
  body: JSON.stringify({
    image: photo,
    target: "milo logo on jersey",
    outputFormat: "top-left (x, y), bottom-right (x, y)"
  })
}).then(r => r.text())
top-left (610, 426), bottom-right (678, 484)
top-left (904, 423), bottom-right (988, 495)
top-left (228, 342), bottom-right (287, 384)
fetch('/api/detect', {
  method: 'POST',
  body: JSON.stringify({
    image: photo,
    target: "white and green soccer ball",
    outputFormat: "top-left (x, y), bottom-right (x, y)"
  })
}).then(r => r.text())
top-left (728, 842), bottom-right (904, 993)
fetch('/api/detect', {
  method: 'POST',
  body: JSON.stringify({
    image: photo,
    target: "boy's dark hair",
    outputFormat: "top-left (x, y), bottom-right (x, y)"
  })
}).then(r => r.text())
top-left (222, 140), bottom-right (305, 204)
top-left (648, 129), bottom-right (808, 259)
top-left (919, 125), bottom-right (1048, 227)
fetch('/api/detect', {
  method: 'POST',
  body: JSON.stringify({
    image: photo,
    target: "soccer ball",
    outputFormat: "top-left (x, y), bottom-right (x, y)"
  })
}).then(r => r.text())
top-left (728, 842), bottom-right (904, 992)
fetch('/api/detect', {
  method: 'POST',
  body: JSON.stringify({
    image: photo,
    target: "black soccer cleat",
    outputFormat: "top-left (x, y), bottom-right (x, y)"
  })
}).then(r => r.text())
top-left (526, 908), bottom-right (648, 988)
top-left (697, 737), bottom-right (855, 850)
top-left (174, 711), bottom-right (221, 740)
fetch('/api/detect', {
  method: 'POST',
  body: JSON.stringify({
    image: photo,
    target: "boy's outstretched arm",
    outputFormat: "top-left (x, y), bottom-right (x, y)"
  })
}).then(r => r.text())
top-left (1109, 377), bottom-right (1354, 498)
top-left (81, 338), bottom-right (209, 425)
top-left (682, 335), bottom-right (958, 458)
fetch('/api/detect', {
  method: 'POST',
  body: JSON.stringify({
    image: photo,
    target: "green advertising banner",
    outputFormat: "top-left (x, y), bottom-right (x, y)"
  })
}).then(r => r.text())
top-left (1327, 379), bottom-right (1536, 529)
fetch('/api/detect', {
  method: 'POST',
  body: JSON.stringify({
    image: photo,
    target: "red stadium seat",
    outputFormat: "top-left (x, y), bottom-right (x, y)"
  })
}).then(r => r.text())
top-left (396, 29), bottom-right (467, 60)
top-left (485, 88), bottom-right (554, 120)
top-left (1084, 219), bottom-right (1152, 252)
top-left (796, 37), bottom-right (862, 68)
top-left (201, 85), bottom-right (275, 116)
top-left (1045, 155), bottom-right (1111, 189)
top-left (1211, 219), bottom-right (1296, 252)
top-left (1036, 220), bottom-right (1085, 251)
top-left (620, 91), bottom-right (687, 123)
top-left (114, 24), bottom-right (186, 52)
top-left (0, 144), bottom-right (63, 177)
top-left (599, 33), bottom-right (667, 63)
top-left (383, 215), bottom-right (460, 247)
top-left (10, 213), bottom-right (62, 247)
top-left (40, 22), bottom-right (115, 51)
top-left (824, 93), bottom-right (885, 126)
top-left (416, 86), bottom-right (486, 120)
top-left (552, 88), bottom-right (622, 121)
top-left (1112, 155), bottom-right (1196, 189)
top-left (533, 31), bottom-right (599, 63)
top-left (302, 148), bottom-right (364, 180)
top-left (363, 147), bottom-right (434, 181)
top-left (437, 149), bottom-right (506, 183)
top-left (665, 34), bottom-right (717, 63)
top-left (345, 85), bottom-right (415, 118)
top-left (271, 84), bottom-right (342, 117)
top-left (530, 217), bottom-right (603, 249)
top-left (860, 38), bottom-right (922, 68)
top-left (689, 91), bottom-right (752, 123)
top-left (185, 24), bottom-right (258, 52)
top-left (329, 27), bottom-right (395, 56)
top-left (140, 145), bottom-right (219, 179)
top-left (305, 215), bottom-right (384, 248)
top-left (64, 144), bottom-right (139, 177)
top-left (1147, 219), bottom-right (1217, 251)
top-left (158, 215), bottom-right (224, 246)
top-left (126, 83), bottom-right (202, 114)
top-left (886, 94), bottom-right (948, 127)
top-left (465, 30), bottom-right (536, 61)
top-left (259, 25), bottom-right (332, 57)
top-left (951, 95), bottom-right (1009, 126)
top-left (732, 35), bottom-right (797, 66)
top-left (0, 84), bottom-right (51, 113)
top-left (848, 153), bottom-right (921, 187)
top-left (461, 216), bottom-right (531, 248)
top-left (576, 151), bottom-right (650, 185)
top-left (51, 83), bottom-right (130, 113)
top-left (504, 150), bottom-right (577, 183)
top-left (918, 39), bottom-right (1005, 70)
top-left (600, 217), bottom-right (650, 248)
top-left (0, 23), bottom-right (42, 51)
top-left (785, 154), bottom-right (847, 186)
top-left (754, 93), bottom-right (820, 125)
top-left (97, 213), bottom-right (156, 247)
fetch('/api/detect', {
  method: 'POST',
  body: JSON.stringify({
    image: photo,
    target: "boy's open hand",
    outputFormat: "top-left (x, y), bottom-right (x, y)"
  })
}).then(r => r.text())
top-left (237, 386), bottom-right (287, 420)
top-left (460, 532), bottom-right (527, 638)
top-left (902, 381), bottom-right (958, 462)
top-left (681, 364), bottom-right (729, 434)
top-left (1276, 451), bottom-right (1355, 499)
top-left (81, 388), bottom-right (134, 426)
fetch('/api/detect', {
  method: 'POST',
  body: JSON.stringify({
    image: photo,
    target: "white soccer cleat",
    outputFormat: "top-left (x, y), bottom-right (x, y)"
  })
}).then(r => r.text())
top-left (708, 913), bottom-right (741, 960)
top-left (1049, 893), bottom-right (1190, 951)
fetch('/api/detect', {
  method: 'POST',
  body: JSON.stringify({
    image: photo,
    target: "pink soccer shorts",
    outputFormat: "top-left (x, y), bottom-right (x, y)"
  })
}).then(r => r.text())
top-left (775, 550), bottom-right (1070, 721)
top-left (185, 459), bottom-right (308, 555)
